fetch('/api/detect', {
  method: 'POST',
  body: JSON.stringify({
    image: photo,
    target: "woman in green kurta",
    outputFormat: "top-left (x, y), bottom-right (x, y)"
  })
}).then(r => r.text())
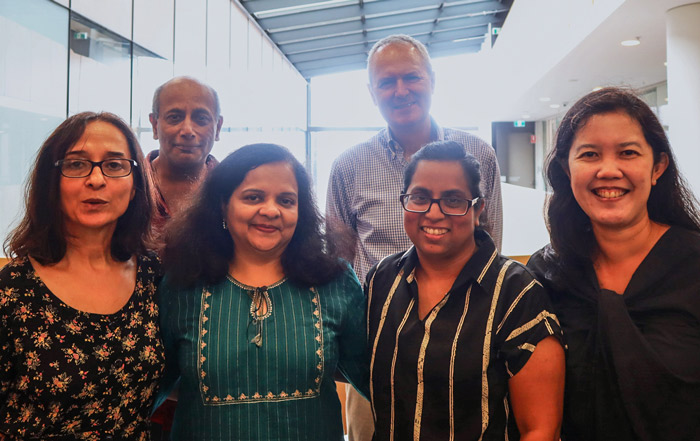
top-left (157, 143), bottom-right (369, 440)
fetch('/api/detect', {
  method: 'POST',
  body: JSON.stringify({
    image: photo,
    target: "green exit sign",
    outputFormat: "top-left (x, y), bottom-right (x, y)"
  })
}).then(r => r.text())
top-left (513, 120), bottom-right (526, 127)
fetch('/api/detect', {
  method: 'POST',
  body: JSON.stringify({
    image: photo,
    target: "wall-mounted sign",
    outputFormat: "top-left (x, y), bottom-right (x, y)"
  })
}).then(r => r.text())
top-left (513, 120), bottom-right (526, 127)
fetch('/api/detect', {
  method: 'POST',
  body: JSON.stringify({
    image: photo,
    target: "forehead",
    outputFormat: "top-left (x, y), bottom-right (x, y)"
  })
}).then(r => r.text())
top-left (159, 80), bottom-right (216, 114)
top-left (67, 120), bottom-right (130, 156)
top-left (571, 111), bottom-right (648, 147)
top-left (409, 160), bottom-right (470, 193)
top-left (369, 43), bottom-right (430, 78)
top-left (239, 161), bottom-right (298, 191)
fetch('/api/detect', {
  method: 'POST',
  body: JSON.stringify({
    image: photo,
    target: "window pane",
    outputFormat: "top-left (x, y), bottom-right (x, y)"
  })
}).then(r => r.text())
top-left (68, 13), bottom-right (131, 121)
top-left (0, 0), bottom-right (68, 252)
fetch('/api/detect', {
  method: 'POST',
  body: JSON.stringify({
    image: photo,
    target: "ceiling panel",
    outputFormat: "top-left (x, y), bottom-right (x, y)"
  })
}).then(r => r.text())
top-left (239, 0), bottom-right (513, 78)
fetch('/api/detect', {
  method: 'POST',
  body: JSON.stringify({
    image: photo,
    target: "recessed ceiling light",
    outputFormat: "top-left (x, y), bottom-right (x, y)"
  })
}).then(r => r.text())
top-left (592, 86), bottom-right (603, 92)
top-left (539, 97), bottom-right (551, 102)
top-left (664, 61), bottom-right (668, 66)
top-left (549, 104), bottom-right (560, 109)
top-left (621, 38), bottom-right (640, 47)
top-left (522, 114), bottom-right (531, 119)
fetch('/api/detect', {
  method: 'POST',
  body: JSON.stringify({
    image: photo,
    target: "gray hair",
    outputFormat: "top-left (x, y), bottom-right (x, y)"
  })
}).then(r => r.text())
top-left (151, 76), bottom-right (221, 119)
top-left (367, 34), bottom-right (433, 81)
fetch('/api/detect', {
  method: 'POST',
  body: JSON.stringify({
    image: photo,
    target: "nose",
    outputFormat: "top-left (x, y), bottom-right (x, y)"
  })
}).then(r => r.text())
top-left (595, 156), bottom-right (623, 179)
top-left (424, 199), bottom-right (445, 220)
top-left (394, 79), bottom-right (409, 97)
top-left (85, 164), bottom-right (107, 188)
top-left (258, 200), bottom-right (281, 218)
top-left (178, 116), bottom-right (196, 139)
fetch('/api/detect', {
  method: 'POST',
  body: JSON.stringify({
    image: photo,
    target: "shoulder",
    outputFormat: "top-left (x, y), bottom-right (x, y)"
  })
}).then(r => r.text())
top-left (331, 131), bottom-right (388, 170)
top-left (137, 252), bottom-right (163, 280)
top-left (366, 250), bottom-right (407, 286)
top-left (443, 128), bottom-right (496, 156)
top-left (145, 149), bottom-right (160, 166)
top-left (315, 264), bottom-right (362, 297)
top-left (0, 258), bottom-right (32, 288)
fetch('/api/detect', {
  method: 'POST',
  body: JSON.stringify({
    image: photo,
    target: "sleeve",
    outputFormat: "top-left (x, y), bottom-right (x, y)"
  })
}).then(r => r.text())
top-left (335, 267), bottom-right (370, 399)
top-left (494, 261), bottom-right (563, 377)
top-left (325, 155), bottom-right (356, 230)
top-left (479, 145), bottom-right (503, 251)
top-left (153, 275), bottom-right (181, 411)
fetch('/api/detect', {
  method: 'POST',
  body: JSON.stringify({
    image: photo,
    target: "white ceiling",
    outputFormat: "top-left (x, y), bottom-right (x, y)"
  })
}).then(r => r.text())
top-left (492, 0), bottom-right (696, 122)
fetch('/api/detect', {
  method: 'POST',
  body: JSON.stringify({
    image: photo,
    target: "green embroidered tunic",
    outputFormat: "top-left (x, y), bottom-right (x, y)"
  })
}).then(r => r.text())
top-left (158, 268), bottom-right (369, 441)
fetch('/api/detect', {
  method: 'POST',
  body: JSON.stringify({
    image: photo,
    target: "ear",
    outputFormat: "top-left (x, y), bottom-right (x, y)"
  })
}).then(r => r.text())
top-left (130, 186), bottom-right (136, 201)
top-left (429, 70), bottom-right (436, 92)
top-left (149, 113), bottom-right (159, 140)
top-left (474, 199), bottom-right (486, 226)
top-left (652, 152), bottom-right (669, 185)
top-left (215, 116), bottom-right (223, 142)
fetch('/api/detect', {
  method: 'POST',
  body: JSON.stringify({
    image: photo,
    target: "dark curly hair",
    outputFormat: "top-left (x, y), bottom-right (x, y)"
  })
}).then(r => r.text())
top-left (163, 143), bottom-right (345, 288)
top-left (4, 112), bottom-right (155, 263)
top-left (545, 87), bottom-right (700, 264)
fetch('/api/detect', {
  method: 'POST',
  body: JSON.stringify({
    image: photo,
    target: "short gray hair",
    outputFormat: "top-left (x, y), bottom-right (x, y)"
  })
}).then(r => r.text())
top-left (151, 76), bottom-right (221, 119)
top-left (367, 34), bottom-right (433, 81)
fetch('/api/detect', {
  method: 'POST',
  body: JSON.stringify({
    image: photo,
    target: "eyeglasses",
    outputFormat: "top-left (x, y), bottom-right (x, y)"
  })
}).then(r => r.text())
top-left (54, 158), bottom-right (137, 178)
top-left (400, 193), bottom-right (480, 216)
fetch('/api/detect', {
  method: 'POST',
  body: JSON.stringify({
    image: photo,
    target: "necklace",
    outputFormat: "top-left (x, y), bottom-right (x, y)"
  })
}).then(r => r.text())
top-left (227, 275), bottom-right (286, 347)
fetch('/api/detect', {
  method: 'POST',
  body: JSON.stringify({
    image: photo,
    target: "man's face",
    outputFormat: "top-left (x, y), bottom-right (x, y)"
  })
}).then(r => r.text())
top-left (149, 79), bottom-right (223, 171)
top-left (368, 43), bottom-right (434, 131)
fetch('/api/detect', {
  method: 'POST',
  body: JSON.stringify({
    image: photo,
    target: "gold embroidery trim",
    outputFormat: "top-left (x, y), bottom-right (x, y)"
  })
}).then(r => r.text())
top-left (197, 284), bottom-right (324, 405)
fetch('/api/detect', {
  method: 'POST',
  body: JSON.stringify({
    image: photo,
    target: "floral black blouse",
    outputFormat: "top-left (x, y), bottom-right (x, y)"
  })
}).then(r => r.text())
top-left (0, 255), bottom-right (165, 440)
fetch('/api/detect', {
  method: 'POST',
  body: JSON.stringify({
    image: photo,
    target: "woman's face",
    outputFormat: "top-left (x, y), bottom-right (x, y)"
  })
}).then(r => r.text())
top-left (567, 110), bottom-right (668, 232)
top-left (59, 121), bottom-right (135, 236)
top-left (403, 159), bottom-right (484, 265)
top-left (225, 161), bottom-right (299, 262)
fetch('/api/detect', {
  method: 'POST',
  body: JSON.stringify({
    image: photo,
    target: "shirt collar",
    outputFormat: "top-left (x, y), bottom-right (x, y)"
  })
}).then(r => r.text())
top-left (380, 118), bottom-right (443, 158)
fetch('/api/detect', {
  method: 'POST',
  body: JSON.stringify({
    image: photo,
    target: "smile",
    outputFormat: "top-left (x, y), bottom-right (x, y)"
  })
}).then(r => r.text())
top-left (422, 226), bottom-right (448, 236)
top-left (253, 224), bottom-right (279, 233)
top-left (393, 102), bottom-right (415, 109)
top-left (592, 188), bottom-right (628, 199)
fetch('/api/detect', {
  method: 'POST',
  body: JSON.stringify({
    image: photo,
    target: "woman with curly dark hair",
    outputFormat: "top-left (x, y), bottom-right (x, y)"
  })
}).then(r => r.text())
top-left (528, 87), bottom-right (700, 441)
top-left (0, 112), bottom-right (163, 440)
top-left (157, 143), bottom-right (368, 440)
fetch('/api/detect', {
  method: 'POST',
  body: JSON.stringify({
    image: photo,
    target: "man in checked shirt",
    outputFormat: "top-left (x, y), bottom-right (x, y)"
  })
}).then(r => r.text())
top-left (325, 34), bottom-right (503, 441)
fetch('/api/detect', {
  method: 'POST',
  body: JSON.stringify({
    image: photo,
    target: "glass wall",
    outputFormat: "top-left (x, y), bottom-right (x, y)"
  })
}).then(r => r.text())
top-left (0, 0), bottom-right (68, 246)
top-left (0, 0), bottom-right (307, 256)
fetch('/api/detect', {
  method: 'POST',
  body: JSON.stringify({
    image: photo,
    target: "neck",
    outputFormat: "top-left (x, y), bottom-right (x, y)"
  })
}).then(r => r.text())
top-left (228, 253), bottom-right (285, 286)
top-left (61, 229), bottom-right (118, 268)
top-left (390, 118), bottom-right (433, 159)
top-left (415, 243), bottom-right (477, 283)
top-left (153, 155), bottom-right (207, 183)
top-left (593, 217), bottom-right (669, 266)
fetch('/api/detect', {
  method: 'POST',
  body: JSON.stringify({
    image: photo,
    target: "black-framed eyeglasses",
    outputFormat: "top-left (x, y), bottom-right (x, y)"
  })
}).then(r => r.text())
top-left (54, 158), bottom-right (137, 178)
top-left (400, 193), bottom-right (480, 216)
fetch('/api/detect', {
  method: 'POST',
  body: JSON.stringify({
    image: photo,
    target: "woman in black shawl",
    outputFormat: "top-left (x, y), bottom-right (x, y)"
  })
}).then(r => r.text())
top-left (528, 87), bottom-right (700, 441)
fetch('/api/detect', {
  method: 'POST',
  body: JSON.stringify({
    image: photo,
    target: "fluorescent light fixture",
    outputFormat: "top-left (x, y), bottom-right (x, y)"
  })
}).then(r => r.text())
top-left (592, 86), bottom-right (603, 91)
top-left (539, 97), bottom-right (551, 102)
top-left (522, 114), bottom-right (531, 119)
top-left (549, 104), bottom-right (560, 109)
top-left (621, 38), bottom-right (640, 47)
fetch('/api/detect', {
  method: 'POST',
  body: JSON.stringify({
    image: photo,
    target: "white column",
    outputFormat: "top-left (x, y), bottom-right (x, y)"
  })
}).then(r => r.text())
top-left (666, 3), bottom-right (700, 199)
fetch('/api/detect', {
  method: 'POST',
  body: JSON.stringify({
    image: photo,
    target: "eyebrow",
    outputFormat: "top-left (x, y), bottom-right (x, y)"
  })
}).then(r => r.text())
top-left (409, 186), bottom-right (466, 196)
top-left (64, 150), bottom-right (126, 157)
top-left (572, 141), bottom-right (643, 152)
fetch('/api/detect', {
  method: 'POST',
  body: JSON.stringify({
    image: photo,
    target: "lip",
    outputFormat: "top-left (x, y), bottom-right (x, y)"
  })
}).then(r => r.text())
top-left (82, 198), bottom-right (108, 205)
top-left (421, 226), bottom-right (449, 237)
top-left (392, 102), bottom-right (415, 110)
top-left (252, 224), bottom-right (279, 233)
top-left (591, 187), bottom-right (629, 199)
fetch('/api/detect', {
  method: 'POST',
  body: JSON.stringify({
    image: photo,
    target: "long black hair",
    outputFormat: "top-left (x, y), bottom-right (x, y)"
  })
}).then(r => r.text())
top-left (545, 87), bottom-right (700, 264)
top-left (163, 143), bottom-right (345, 287)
